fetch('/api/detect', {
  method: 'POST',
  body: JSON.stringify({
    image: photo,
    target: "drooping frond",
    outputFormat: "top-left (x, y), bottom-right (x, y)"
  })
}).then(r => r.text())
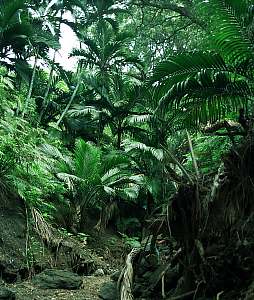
top-left (32, 24), bottom-right (60, 49)
top-left (123, 140), bottom-right (164, 161)
top-left (118, 184), bottom-right (140, 200)
top-left (68, 105), bottom-right (100, 118)
top-left (101, 166), bottom-right (143, 200)
top-left (57, 172), bottom-right (85, 190)
top-left (70, 48), bottom-right (98, 65)
top-left (0, 0), bottom-right (25, 28)
top-left (157, 69), bottom-right (250, 126)
top-left (80, 37), bottom-right (101, 58)
top-left (150, 0), bottom-right (254, 127)
top-left (102, 150), bottom-right (130, 171)
top-left (125, 114), bottom-right (152, 124)
top-left (150, 51), bottom-right (227, 84)
top-left (206, 0), bottom-right (253, 66)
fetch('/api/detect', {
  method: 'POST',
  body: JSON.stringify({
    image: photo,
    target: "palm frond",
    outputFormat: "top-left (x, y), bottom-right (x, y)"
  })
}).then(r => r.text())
top-left (32, 26), bottom-right (60, 49)
top-left (157, 69), bottom-right (250, 125)
top-left (123, 140), bottom-right (164, 161)
top-left (103, 17), bottom-right (119, 32)
top-left (102, 150), bottom-right (130, 171)
top-left (101, 167), bottom-right (122, 184)
top-left (0, 0), bottom-right (25, 28)
top-left (150, 51), bottom-right (227, 84)
top-left (57, 172), bottom-right (85, 190)
top-left (118, 184), bottom-right (140, 200)
top-left (74, 139), bottom-right (101, 182)
top-left (103, 185), bottom-right (116, 196)
top-left (70, 48), bottom-right (96, 62)
top-left (125, 114), bottom-right (151, 124)
top-left (80, 37), bottom-right (101, 58)
top-left (207, 0), bottom-right (253, 65)
top-left (68, 105), bottom-right (100, 118)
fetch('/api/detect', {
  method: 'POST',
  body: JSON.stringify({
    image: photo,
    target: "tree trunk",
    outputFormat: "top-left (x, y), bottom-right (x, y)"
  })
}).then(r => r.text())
top-left (117, 120), bottom-right (123, 149)
top-left (56, 72), bottom-right (82, 126)
top-left (38, 52), bottom-right (56, 124)
top-left (22, 50), bottom-right (38, 118)
top-left (38, 9), bottom-right (63, 125)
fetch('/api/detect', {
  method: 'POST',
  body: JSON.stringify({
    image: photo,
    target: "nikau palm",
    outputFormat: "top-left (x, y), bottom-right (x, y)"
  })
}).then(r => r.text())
top-left (0, 0), bottom-right (60, 75)
top-left (151, 0), bottom-right (254, 128)
top-left (57, 139), bottom-right (143, 230)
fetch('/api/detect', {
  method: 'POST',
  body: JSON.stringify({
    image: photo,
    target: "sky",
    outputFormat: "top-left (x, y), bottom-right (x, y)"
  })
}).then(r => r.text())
top-left (55, 23), bottom-right (79, 70)
top-left (49, 12), bottom-right (79, 71)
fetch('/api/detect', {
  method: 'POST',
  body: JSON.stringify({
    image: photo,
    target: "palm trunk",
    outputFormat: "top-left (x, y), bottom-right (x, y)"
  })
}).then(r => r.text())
top-left (38, 9), bottom-right (63, 125)
top-left (117, 120), bottom-right (122, 149)
top-left (22, 50), bottom-right (38, 118)
top-left (38, 52), bottom-right (56, 124)
top-left (56, 72), bottom-right (82, 126)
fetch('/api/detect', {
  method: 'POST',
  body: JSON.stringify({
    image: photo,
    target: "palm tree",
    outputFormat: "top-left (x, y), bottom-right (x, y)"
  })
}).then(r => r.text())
top-left (71, 23), bottom-right (143, 82)
top-left (62, 10), bottom-right (144, 144)
top-left (78, 0), bottom-right (128, 31)
top-left (150, 0), bottom-right (254, 128)
top-left (0, 0), bottom-right (28, 60)
top-left (56, 139), bottom-right (144, 230)
top-left (67, 73), bottom-right (150, 147)
top-left (0, 0), bottom-right (60, 76)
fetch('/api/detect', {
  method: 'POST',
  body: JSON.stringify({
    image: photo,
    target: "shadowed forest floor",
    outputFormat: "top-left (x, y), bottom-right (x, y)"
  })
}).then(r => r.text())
top-left (8, 275), bottom-right (111, 300)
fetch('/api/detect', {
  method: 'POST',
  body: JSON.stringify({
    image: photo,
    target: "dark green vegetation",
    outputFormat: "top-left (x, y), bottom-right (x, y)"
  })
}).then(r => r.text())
top-left (0, 0), bottom-right (254, 299)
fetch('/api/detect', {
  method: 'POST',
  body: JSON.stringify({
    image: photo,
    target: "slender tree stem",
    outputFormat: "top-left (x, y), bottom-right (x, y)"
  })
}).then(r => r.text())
top-left (38, 9), bottom-right (63, 125)
top-left (56, 71), bottom-right (82, 126)
top-left (38, 52), bottom-right (56, 124)
top-left (22, 50), bottom-right (38, 118)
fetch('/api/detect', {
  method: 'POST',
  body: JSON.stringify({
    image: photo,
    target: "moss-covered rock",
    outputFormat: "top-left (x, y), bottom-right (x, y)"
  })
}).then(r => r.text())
top-left (32, 269), bottom-right (83, 290)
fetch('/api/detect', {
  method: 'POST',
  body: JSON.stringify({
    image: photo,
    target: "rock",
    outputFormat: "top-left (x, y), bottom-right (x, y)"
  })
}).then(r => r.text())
top-left (0, 287), bottom-right (15, 299)
top-left (99, 282), bottom-right (117, 300)
top-left (0, 205), bottom-right (26, 284)
top-left (110, 270), bottom-right (121, 282)
top-left (32, 269), bottom-right (83, 289)
top-left (94, 268), bottom-right (105, 276)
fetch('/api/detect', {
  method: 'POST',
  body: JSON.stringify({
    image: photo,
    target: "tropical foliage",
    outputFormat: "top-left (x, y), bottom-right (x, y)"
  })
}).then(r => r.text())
top-left (1, 0), bottom-right (254, 298)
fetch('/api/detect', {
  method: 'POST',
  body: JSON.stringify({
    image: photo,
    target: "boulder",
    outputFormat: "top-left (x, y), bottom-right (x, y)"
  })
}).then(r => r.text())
top-left (0, 198), bottom-right (27, 283)
top-left (99, 282), bottom-right (117, 300)
top-left (94, 268), bottom-right (105, 276)
top-left (32, 269), bottom-right (82, 289)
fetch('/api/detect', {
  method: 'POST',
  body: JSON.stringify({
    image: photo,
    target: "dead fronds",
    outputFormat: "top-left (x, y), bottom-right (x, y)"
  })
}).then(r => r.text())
top-left (31, 207), bottom-right (53, 245)
top-left (118, 247), bottom-right (141, 300)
